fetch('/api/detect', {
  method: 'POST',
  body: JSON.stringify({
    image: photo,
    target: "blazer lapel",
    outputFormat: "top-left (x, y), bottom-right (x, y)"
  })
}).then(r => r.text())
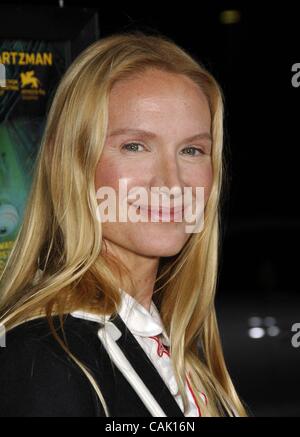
top-left (71, 310), bottom-right (185, 417)
top-left (107, 313), bottom-right (185, 417)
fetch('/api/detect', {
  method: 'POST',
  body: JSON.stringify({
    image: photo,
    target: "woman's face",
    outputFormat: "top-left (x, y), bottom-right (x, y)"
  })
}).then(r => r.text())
top-left (95, 68), bottom-right (213, 258)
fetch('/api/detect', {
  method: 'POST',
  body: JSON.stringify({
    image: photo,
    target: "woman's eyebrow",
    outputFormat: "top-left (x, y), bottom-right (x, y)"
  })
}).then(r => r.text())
top-left (108, 128), bottom-right (212, 143)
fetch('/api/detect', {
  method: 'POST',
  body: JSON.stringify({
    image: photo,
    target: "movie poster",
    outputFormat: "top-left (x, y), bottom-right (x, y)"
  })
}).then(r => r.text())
top-left (0, 40), bottom-right (66, 275)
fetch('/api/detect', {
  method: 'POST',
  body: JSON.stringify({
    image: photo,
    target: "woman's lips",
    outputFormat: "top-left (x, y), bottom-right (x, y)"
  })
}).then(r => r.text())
top-left (134, 204), bottom-right (185, 221)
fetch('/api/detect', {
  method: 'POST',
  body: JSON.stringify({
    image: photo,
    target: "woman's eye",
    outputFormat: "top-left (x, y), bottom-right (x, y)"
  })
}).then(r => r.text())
top-left (121, 142), bottom-right (145, 152)
top-left (181, 146), bottom-right (204, 156)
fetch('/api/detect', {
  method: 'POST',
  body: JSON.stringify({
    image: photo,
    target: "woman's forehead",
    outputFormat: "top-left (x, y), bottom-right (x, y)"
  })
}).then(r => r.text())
top-left (108, 75), bottom-right (211, 133)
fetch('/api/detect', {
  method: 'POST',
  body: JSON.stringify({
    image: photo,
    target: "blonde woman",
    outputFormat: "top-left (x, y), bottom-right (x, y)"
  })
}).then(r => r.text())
top-left (0, 31), bottom-right (249, 417)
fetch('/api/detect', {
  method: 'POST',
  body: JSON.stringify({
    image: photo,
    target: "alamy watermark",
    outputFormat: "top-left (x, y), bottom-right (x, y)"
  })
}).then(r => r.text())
top-left (95, 179), bottom-right (205, 234)
top-left (291, 63), bottom-right (300, 87)
top-left (291, 323), bottom-right (300, 348)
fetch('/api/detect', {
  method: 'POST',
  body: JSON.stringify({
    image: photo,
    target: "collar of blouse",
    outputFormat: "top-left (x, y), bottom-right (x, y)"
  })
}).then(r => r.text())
top-left (70, 288), bottom-right (170, 347)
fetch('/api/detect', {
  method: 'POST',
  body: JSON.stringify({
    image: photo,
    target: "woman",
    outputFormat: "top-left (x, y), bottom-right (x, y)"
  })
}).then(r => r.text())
top-left (0, 31), bottom-right (249, 417)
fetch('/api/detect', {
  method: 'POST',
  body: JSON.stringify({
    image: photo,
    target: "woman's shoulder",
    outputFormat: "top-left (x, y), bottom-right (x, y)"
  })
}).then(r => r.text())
top-left (0, 315), bottom-right (106, 416)
top-left (1, 314), bottom-right (100, 362)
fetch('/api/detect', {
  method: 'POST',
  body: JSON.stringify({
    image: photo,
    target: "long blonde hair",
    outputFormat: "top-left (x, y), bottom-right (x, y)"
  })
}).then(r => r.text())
top-left (0, 31), bottom-right (249, 417)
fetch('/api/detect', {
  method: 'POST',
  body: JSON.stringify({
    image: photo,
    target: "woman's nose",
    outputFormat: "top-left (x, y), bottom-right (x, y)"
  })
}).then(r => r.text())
top-left (150, 153), bottom-right (183, 195)
top-left (149, 158), bottom-right (184, 206)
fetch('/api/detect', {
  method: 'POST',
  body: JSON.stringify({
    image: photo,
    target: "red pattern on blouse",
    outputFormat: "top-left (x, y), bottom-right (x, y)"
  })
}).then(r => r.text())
top-left (148, 335), bottom-right (170, 357)
top-left (148, 335), bottom-right (203, 416)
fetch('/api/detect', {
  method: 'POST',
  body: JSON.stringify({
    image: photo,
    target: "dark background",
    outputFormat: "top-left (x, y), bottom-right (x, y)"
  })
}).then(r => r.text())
top-left (1, 0), bottom-right (299, 417)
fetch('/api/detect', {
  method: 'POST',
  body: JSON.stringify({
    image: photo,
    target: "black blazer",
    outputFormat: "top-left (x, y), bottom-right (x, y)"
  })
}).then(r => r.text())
top-left (0, 313), bottom-right (187, 417)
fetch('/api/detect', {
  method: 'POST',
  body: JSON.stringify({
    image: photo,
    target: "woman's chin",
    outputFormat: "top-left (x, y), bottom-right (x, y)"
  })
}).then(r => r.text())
top-left (134, 239), bottom-right (187, 258)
